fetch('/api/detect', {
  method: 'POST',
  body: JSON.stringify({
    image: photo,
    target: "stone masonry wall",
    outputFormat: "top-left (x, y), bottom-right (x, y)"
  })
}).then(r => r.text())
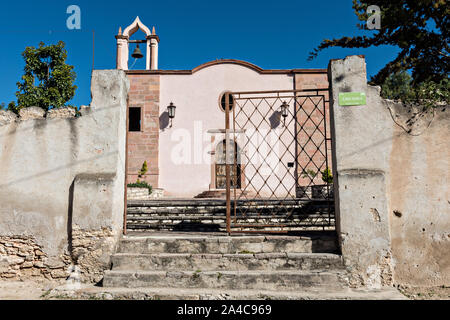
top-left (126, 74), bottom-right (160, 187)
top-left (0, 236), bottom-right (61, 279)
top-left (0, 227), bottom-right (114, 283)
top-left (0, 70), bottom-right (128, 283)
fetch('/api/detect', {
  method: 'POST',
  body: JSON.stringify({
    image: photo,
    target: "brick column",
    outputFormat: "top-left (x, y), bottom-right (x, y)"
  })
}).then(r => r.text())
top-left (127, 74), bottom-right (160, 187)
top-left (293, 72), bottom-right (331, 190)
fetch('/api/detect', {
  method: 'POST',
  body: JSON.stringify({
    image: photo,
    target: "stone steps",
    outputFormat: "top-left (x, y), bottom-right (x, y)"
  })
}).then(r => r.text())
top-left (111, 252), bottom-right (343, 271)
top-left (103, 269), bottom-right (347, 290)
top-left (126, 199), bottom-right (334, 232)
top-left (194, 189), bottom-right (255, 199)
top-left (116, 233), bottom-right (339, 254)
top-left (126, 222), bottom-right (334, 232)
top-left (51, 285), bottom-right (407, 300)
top-left (126, 214), bottom-right (333, 220)
top-left (102, 232), bottom-right (348, 294)
top-left (127, 199), bottom-right (332, 207)
top-left (127, 210), bottom-right (331, 218)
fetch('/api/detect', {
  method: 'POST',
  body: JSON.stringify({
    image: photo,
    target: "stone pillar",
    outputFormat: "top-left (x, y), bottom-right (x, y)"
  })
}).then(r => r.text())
top-left (151, 39), bottom-right (158, 70)
top-left (146, 39), bottom-right (151, 70)
top-left (148, 34), bottom-right (159, 70)
top-left (116, 36), bottom-right (129, 70)
top-left (328, 55), bottom-right (394, 288)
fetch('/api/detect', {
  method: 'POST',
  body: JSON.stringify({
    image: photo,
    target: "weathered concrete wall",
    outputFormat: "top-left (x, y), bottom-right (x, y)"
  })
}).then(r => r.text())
top-left (329, 55), bottom-right (449, 288)
top-left (388, 102), bottom-right (449, 287)
top-left (0, 70), bottom-right (128, 282)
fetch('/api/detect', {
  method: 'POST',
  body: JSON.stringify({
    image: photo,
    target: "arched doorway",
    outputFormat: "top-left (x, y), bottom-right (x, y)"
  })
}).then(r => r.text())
top-left (215, 139), bottom-right (241, 189)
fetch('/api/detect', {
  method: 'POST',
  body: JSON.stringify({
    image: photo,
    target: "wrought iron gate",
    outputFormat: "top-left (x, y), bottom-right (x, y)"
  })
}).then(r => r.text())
top-left (224, 89), bottom-right (334, 233)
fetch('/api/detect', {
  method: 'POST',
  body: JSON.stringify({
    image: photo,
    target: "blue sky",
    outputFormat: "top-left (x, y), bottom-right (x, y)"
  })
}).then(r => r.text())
top-left (0, 0), bottom-right (400, 107)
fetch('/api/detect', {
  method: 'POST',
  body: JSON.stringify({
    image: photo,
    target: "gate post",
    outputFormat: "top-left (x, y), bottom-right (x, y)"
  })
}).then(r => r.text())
top-left (225, 93), bottom-right (231, 234)
top-left (328, 55), bottom-right (394, 288)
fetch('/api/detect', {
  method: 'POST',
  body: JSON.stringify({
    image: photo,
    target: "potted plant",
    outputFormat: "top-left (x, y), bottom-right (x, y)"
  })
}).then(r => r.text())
top-left (127, 161), bottom-right (153, 200)
top-left (297, 169), bottom-right (317, 198)
top-left (311, 168), bottom-right (333, 199)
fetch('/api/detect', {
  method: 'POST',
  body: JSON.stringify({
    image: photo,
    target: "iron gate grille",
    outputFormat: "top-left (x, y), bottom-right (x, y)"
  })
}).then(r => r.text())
top-left (224, 89), bottom-right (335, 233)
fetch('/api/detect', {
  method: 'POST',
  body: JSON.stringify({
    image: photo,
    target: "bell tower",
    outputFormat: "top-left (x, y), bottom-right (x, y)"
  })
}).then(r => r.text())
top-left (115, 16), bottom-right (160, 70)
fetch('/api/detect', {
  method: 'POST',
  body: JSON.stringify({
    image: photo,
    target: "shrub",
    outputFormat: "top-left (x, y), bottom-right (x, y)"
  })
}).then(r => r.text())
top-left (127, 181), bottom-right (152, 194)
top-left (321, 168), bottom-right (333, 184)
top-left (138, 161), bottom-right (148, 179)
top-left (129, 161), bottom-right (152, 193)
top-left (301, 169), bottom-right (317, 180)
top-left (381, 72), bottom-right (449, 109)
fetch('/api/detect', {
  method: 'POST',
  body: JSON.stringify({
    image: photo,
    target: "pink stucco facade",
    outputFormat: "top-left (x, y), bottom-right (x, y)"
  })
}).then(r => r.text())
top-left (125, 60), bottom-right (329, 197)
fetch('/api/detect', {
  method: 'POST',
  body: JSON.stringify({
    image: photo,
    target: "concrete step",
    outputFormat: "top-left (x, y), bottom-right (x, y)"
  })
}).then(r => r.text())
top-left (126, 199), bottom-right (335, 232)
top-left (102, 269), bottom-right (348, 290)
top-left (49, 285), bottom-right (408, 300)
top-left (117, 233), bottom-right (339, 254)
top-left (127, 212), bottom-right (333, 219)
top-left (127, 207), bottom-right (331, 215)
top-left (194, 189), bottom-right (255, 199)
top-left (111, 252), bottom-right (343, 271)
top-left (126, 214), bottom-right (334, 220)
top-left (126, 221), bottom-right (334, 232)
top-left (127, 199), bottom-right (333, 207)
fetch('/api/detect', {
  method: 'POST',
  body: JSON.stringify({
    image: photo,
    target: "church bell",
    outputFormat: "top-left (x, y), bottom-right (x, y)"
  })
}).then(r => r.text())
top-left (131, 44), bottom-right (144, 59)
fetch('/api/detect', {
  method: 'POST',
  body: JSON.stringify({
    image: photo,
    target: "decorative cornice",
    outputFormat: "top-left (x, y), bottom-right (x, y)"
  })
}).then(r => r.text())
top-left (125, 59), bottom-right (327, 75)
top-left (146, 35), bottom-right (160, 42)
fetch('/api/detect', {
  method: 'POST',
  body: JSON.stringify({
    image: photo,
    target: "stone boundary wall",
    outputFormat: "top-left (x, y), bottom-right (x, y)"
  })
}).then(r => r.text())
top-left (329, 56), bottom-right (449, 288)
top-left (0, 70), bottom-right (128, 282)
top-left (127, 187), bottom-right (164, 200)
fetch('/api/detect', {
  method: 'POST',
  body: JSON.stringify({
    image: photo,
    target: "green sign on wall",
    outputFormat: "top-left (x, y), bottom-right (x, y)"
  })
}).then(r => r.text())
top-left (339, 92), bottom-right (366, 106)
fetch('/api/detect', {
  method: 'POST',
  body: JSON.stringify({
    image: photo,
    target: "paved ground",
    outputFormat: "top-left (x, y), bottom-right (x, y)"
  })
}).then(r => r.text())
top-left (398, 285), bottom-right (450, 300)
top-left (0, 279), bottom-right (410, 300)
top-left (0, 280), bottom-right (60, 300)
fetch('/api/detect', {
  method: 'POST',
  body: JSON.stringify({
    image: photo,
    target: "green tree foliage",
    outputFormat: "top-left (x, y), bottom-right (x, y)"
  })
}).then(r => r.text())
top-left (380, 71), bottom-right (415, 101)
top-left (15, 41), bottom-right (77, 111)
top-left (0, 101), bottom-right (20, 113)
top-left (381, 71), bottom-right (449, 108)
top-left (309, 1), bottom-right (449, 86)
top-left (7, 101), bottom-right (19, 114)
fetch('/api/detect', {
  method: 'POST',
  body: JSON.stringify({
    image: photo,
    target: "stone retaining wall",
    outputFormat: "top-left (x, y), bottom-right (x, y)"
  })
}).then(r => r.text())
top-left (0, 70), bottom-right (128, 283)
top-left (127, 187), bottom-right (164, 200)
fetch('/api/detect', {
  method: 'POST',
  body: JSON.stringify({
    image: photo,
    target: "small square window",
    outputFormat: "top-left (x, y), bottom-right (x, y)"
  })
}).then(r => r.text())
top-left (129, 107), bottom-right (141, 131)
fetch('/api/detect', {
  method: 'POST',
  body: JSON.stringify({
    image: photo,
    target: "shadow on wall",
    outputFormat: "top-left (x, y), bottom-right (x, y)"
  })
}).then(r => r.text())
top-left (269, 111), bottom-right (282, 129)
top-left (0, 151), bottom-right (118, 188)
top-left (67, 180), bottom-right (75, 262)
top-left (159, 111), bottom-right (169, 130)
